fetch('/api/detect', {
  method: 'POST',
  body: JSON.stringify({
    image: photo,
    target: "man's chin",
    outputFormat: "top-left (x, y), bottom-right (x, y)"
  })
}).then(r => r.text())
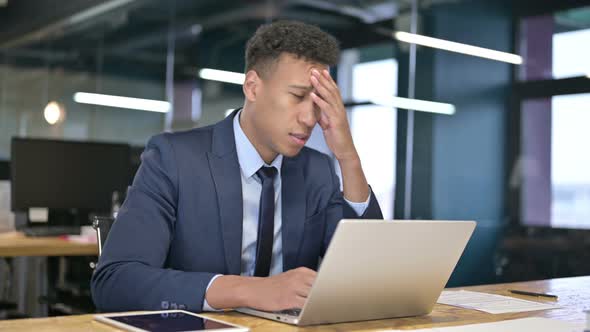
top-left (280, 145), bottom-right (304, 158)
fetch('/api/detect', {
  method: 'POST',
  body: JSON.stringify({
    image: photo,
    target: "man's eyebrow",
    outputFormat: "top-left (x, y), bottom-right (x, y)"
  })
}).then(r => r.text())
top-left (288, 84), bottom-right (314, 92)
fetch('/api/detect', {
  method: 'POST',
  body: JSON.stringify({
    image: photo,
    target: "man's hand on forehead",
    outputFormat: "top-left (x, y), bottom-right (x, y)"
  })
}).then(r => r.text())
top-left (309, 69), bottom-right (341, 128)
top-left (309, 68), bottom-right (357, 162)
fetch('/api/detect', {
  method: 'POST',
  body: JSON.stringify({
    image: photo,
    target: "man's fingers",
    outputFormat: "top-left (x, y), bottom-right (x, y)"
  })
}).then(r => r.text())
top-left (317, 69), bottom-right (340, 102)
top-left (312, 70), bottom-right (335, 95)
top-left (294, 267), bottom-right (317, 279)
top-left (303, 275), bottom-right (316, 287)
top-left (311, 92), bottom-right (332, 119)
top-left (295, 284), bottom-right (312, 298)
top-left (296, 266), bottom-right (317, 274)
top-left (310, 75), bottom-right (335, 106)
top-left (300, 273), bottom-right (316, 288)
top-left (298, 273), bottom-right (316, 286)
top-left (318, 103), bottom-right (333, 131)
top-left (291, 267), bottom-right (316, 287)
top-left (322, 69), bottom-right (339, 91)
top-left (294, 295), bottom-right (307, 309)
top-left (311, 91), bottom-right (331, 111)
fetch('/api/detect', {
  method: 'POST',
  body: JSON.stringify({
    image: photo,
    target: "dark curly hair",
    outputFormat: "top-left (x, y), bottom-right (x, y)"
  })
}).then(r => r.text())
top-left (245, 20), bottom-right (340, 76)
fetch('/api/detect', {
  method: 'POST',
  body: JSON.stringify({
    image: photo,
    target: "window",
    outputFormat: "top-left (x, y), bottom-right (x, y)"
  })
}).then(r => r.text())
top-left (517, 5), bottom-right (590, 229)
top-left (350, 59), bottom-right (397, 219)
top-left (520, 93), bottom-right (590, 229)
top-left (553, 28), bottom-right (590, 79)
top-left (551, 93), bottom-right (590, 228)
top-left (519, 6), bottom-right (590, 81)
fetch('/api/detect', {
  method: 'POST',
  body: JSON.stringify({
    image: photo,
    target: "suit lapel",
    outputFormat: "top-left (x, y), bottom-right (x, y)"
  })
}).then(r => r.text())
top-left (207, 110), bottom-right (243, 275)
top-left (281, 157), bottom-right (306, 271)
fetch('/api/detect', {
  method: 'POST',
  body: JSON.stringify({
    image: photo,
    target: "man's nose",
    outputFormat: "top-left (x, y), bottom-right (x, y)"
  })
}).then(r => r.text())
top-left (298, 101), bottom-right (319, 128)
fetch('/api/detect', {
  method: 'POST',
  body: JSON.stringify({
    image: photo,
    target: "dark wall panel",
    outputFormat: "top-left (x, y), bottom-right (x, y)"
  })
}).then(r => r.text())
top-left (395, 0), bottom-right (513, 286)
top-left (430, 0), bottom-right (512, 286)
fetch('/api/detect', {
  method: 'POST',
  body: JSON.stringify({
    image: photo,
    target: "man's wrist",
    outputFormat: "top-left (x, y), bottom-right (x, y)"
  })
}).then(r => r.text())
top-left (335, 150), bottom-right (360, 165)
top-left (234, 276), bottom-right (255, 308)
top-left (203, 274), bottom-right (224, 311)
top-left (206, 275), bottom-right (259, 309)
top-left (337, 152), bottom-right (370, 203)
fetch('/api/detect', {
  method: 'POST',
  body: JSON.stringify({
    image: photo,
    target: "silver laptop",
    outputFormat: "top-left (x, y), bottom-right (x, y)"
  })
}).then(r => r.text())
top-left (236, 219), bottom-right (476, 326)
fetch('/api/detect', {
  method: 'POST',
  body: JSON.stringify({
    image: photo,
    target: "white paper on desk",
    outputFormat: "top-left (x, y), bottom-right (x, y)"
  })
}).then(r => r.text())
top-left (437, 290), bottom-right (560, 314)
top-left (383, 317), bottom-right (581, 332)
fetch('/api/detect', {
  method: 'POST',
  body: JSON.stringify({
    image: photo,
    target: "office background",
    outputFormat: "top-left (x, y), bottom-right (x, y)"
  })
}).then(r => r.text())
top-left (1, 0), bottom-right (590, 319)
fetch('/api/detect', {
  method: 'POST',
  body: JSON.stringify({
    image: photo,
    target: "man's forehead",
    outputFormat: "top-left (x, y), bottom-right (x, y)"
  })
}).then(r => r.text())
top-left (261, 53), bottom-right (328, 88)
top-left (276, 53), bottom-right (328, 70)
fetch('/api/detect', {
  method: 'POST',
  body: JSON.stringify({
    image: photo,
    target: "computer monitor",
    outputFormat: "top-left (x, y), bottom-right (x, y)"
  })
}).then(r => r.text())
top-left (0, 160), bottom-right (9, 180)
top-left (10, 137), bottom-right (131, 214)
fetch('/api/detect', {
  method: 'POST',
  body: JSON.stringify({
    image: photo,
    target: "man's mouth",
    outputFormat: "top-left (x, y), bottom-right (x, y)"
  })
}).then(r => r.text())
top-left (289, 133), bottom-right (309, 146)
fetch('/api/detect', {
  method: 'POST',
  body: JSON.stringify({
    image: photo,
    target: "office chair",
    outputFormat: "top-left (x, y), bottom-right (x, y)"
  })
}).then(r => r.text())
top-left (89, 216), bottom-right (115, 269)
top-left (0, 259), bottom-right (17, 318)
top-left (41, 216), bottom-right (113, 315)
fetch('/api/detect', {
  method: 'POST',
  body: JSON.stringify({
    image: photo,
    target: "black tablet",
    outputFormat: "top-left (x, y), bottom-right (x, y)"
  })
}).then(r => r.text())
top-left (94, 310), bottom-right (249, 332)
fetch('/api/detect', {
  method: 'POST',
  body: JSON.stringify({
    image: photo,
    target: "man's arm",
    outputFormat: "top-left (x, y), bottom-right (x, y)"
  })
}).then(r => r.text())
top-left (91, 134), bottom-right (216, 312)
top-left (310, 69), bottom-right (371, 204)
top-left (309, 68), bottom-right (383, 254)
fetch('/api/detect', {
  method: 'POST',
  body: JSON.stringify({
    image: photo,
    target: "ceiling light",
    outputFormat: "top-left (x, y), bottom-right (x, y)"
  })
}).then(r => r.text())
top-left (394, 31), bottom-right (523, 65)
top-left (198, 68), bottom-right (245, 85)
top-left (370, 96), bottom-right (456, 115)
top-left (44, 101), bottom-right (66, 125)
top-left (73, 92), bottom-right (170, 113)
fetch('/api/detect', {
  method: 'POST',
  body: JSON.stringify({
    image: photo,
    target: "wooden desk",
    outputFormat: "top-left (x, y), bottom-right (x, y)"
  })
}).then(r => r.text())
top-left (0, 232), bottom-right (98, 316)
top-left (1, 276), bottom-right (588, 331)
top-left (0, 232), bottom-right (98, 257)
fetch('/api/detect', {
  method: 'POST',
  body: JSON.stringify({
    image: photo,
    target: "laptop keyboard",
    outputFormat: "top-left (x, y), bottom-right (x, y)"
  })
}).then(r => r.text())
top-left (276, 308), bottom-right (301, 317)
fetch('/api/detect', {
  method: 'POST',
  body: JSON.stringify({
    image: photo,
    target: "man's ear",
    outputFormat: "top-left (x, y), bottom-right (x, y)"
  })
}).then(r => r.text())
top-left (243, 70), bottom-right (261, 102)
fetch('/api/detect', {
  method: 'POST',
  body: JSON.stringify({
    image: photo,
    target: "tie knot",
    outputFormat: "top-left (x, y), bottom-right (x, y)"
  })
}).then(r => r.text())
top-left (257, 166), bottom-right (277, 181)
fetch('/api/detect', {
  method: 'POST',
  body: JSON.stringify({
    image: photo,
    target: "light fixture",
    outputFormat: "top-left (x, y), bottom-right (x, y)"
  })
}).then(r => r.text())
top-left (198, 68), bottom-right (245, 85)
top-left (393, 31), bottom-right (523, 65)
top-left (370, 96), bottom-right (456, 115)
top-left (224, 109), bottom-right (234, 117)
top-left (44, 101), bottom-right (66, 125)
top-left (586, 72), bottom-right (590, 79)
top-left (73, 92), bottom-right (171, 113)
top-left (190, 24), bottom-right (202, 35)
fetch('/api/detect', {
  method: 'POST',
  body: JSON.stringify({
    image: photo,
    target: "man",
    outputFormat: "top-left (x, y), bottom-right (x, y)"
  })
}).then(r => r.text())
top-left (91, 20), bottom-right (382, 313)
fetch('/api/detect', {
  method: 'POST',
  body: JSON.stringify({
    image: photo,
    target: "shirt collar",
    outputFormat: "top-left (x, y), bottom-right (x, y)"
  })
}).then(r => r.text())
top-left (233, 109), bottom-right (283, 179)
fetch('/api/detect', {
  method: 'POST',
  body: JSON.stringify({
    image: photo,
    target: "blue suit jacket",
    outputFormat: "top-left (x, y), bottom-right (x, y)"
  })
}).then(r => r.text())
top-left (91, 111), bottom-right (383, 312)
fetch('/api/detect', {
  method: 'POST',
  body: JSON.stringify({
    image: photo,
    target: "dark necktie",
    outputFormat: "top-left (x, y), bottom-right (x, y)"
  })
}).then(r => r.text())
top-left (254, 166), bottom-right (277, 277)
